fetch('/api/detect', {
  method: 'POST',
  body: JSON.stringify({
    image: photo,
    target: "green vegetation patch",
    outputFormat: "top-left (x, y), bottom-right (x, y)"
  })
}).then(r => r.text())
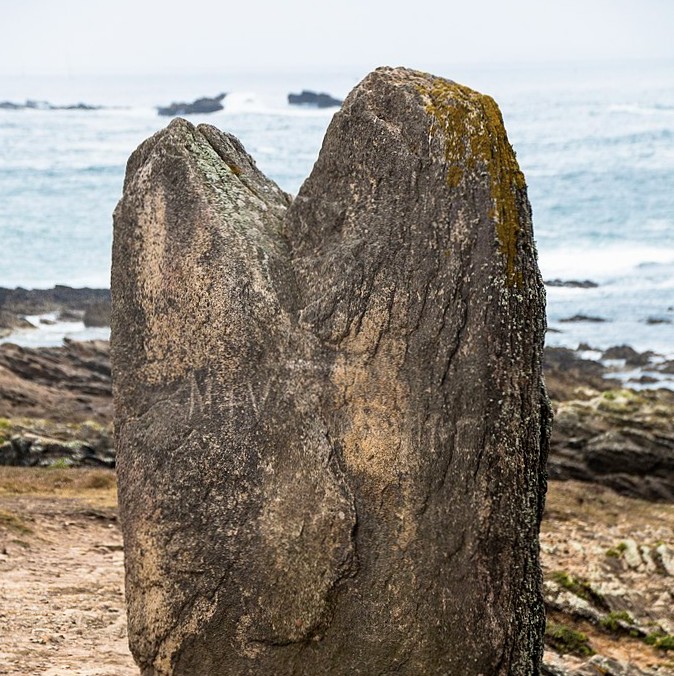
top-left (606, 541), bottom-right (628, 558)
top-left (600, 610), bottom-right (636, 634)
top-left (550, 570), bottom-right (608, 609)
top-left (0, 417), bottom-right (12, 442)
top-left (645, 632), bottom-right (674, 651)
top-left (47, 458), bottom-right (74, 469)
top-left (545, 622), bottom-right (595, 657)
top-left (596, 389), bottom-right (644, 413)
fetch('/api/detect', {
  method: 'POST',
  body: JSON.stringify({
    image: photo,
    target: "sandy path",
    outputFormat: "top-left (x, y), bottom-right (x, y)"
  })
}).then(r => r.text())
top-left (0, 494), bottom-right (135, 675)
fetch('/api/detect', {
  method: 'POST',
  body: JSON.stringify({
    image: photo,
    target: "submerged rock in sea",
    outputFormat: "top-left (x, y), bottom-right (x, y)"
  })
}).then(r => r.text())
top-left (560, 314), bottom-right (608, 323)
top-left (112, 67), bottom-right (550, 675)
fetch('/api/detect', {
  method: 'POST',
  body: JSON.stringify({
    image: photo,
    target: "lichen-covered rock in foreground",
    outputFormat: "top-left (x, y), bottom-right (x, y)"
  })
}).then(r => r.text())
top-left (112, 67), bottom-right (551, 675)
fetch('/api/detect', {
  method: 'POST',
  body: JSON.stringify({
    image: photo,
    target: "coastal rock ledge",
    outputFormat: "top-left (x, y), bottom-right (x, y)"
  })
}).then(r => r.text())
top-left (112, 67), bottom-right (551, 675)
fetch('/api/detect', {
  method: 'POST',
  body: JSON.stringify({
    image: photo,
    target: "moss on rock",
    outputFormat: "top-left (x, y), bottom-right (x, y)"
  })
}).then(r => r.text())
top-left (419, 77), bottom-right (526, 284)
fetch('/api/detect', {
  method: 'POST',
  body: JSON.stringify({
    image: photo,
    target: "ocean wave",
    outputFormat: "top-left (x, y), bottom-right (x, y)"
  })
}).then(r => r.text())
top-left (550, 128), bottom-right (674, 152)
top-left (0, 313), bottom-right (110, 349)
top-left (220, 91), bottom-right (340, 117)
top-left (609, 103), bottom-right (674, 116)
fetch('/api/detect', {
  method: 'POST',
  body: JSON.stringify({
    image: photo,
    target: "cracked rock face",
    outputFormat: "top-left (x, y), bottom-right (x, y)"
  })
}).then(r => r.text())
top-left (112, 67), bottom-right (551, 675)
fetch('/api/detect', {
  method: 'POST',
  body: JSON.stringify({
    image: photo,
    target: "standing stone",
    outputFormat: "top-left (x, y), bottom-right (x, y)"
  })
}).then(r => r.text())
top-left (112, 67), bottom-right (551, 675)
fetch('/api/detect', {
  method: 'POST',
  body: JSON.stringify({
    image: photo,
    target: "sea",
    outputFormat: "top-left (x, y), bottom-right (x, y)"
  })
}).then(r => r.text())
top-left (1, 61), bottom-right (673, 371)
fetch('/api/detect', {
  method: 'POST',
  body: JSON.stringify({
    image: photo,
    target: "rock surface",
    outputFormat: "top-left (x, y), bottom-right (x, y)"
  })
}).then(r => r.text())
top-left (544, 347), bottom-right (610, 400)
top-left (0, 418), bottom-right (114, 468)
top-left (112, 67), bottom-right (551, 674)
top-left (549, 386), bottom-right (674, 502)
top-left (83, 301), bottom-right (112, 327)
top-left (0, 311), bottom-right (35, 338)
top-left (0, 339), bottom-right (111, 423)
top-left (543, 348), bottom-right (674, 503)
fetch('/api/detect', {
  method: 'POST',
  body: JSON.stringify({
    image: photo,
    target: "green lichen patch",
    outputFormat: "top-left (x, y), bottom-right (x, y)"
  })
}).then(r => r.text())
top-left (418, 77), bottom-right (525, 284)
top-left (545, 621), bottom-right (595, 657)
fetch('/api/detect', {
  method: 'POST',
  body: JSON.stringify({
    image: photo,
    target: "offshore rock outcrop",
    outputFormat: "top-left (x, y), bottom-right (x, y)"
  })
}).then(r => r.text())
top-left (0, 99), bottom-right (102, 111)
top-left (157, 93), bottom-right (226, 117)
top-left (287, 90), bottom-right (342, 108)
top-left (112, 67), bottom-right (551, 675)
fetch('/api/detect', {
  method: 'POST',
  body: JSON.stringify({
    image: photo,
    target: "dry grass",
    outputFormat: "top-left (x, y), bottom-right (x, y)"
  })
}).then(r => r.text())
top-left (0, 467), bottom-right (117, 508)
top-left (0, 508), bottom-right (33, 534)
top-left (2, 471), bottom-right (671, 533)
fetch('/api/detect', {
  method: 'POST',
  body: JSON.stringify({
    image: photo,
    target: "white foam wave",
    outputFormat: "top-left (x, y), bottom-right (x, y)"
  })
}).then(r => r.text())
top-left (539, 244), bottom-right (674, 283)
top-left (0, 313), bottom-right (110, 348)
top-left (220, 90), bottom-right (339, 117)
top-left (222, 91), bottom-right (271, 113)
top-left (609, 103), bottom-right (674, 116)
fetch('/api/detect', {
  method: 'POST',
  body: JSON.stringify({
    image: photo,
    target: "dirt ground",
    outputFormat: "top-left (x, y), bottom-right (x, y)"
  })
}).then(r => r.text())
top-left (541, 480), bottom-right (674, 675)
top-left (0, 468), bottom-right (135, 675)
top-left (1, 469), bottom-right (673, 675)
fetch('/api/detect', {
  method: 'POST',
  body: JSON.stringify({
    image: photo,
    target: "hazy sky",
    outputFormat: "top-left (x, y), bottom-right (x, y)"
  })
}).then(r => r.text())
top-left (2, 0), bottom-right (674, 76)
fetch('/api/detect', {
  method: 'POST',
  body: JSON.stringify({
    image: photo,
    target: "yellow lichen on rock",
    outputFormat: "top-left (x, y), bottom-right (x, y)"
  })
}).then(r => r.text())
top-left (420, 77), bottom-right (526, 284)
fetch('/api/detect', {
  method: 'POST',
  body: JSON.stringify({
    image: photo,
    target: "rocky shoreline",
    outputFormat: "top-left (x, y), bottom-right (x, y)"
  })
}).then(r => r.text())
top-left (0, 338), bottom-right (112, 468)
top-left (545, 347), bottom-right (674, 503)
top-left (3, 337), bottom-right (673, 497)
top-left (0, 286), bottom-right (111, 338)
